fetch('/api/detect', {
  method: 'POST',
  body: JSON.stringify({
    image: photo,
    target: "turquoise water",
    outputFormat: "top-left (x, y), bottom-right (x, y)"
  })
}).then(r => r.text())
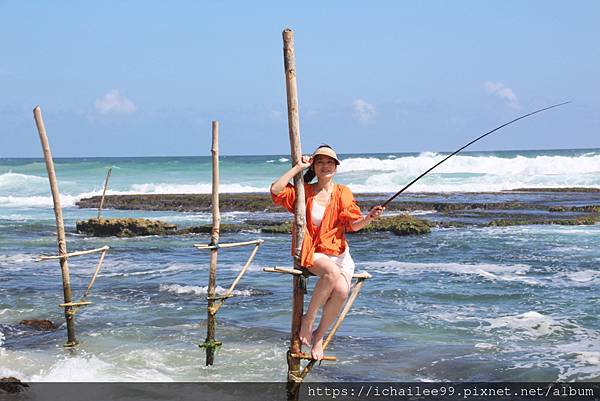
top-left (1, 149), bottom-right (600, 381)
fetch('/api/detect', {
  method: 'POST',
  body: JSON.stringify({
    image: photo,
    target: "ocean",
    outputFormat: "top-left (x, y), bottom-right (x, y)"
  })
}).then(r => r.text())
top-left (1, 148), bottom-right (600, 382)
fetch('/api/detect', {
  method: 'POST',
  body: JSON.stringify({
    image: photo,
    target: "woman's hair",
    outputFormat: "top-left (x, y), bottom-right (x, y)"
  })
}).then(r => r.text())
top-left (303, 144), bottom-right (335, 183)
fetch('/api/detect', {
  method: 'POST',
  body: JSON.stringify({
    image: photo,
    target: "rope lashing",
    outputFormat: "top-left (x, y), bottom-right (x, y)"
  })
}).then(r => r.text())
top-left (199, 339), bottom-right (222, 351)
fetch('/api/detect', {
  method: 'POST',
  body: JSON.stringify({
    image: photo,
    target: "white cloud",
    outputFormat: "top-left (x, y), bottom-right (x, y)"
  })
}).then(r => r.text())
top-left (352, 98), bottom-right (375, 123)
top-left (95, 90), bottom-right (137, 114)
top-left (484, 81), bottom-right (520, 109)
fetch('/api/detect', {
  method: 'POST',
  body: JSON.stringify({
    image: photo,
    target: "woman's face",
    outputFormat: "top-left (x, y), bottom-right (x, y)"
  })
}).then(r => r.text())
top-left (312, 155), bottom-right (337, 180)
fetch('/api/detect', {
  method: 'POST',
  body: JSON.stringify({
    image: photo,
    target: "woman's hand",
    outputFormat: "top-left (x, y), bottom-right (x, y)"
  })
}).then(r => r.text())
top-left (272, 155), bottom-right (312, 195)
top-left (367, 205), bottom-right (385, 220)
top-left (296, 155), bottom-right (313, 170)
top-left (349, 205), bottom-right (385, 232)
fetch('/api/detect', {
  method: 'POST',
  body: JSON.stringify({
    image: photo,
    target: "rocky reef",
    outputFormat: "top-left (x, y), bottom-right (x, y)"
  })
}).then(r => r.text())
top-left (76, 218), bottom-right (177, 237)
top-left (19, 319), bottom-right (57, 331)
top-left (75, 215), bottom-right (431, 237)
top-left (75, 189), bottom-right (600, 237)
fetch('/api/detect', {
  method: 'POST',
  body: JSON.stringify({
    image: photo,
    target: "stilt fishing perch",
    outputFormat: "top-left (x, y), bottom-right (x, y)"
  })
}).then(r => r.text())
top-left (381, 101), bottom-right (571, 207)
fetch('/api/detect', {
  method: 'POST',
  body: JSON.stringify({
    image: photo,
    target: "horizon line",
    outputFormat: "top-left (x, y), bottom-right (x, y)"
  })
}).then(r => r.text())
top-left (1, 146), bottom-right (599, 159)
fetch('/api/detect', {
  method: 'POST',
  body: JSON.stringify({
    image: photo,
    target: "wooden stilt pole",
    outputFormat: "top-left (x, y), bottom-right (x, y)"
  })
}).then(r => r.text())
top-left (282, 28), bottom-right (307, 390)
top-left (204, 120), bottom-right (221, 366)
top-left (97, 167), bottom-right (112, 219)
top-left (32, 106), bottom-right (77, 347)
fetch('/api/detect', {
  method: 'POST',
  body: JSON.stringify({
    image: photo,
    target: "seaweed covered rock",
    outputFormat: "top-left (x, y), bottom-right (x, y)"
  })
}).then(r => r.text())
top-left (259, 221), bottom-right (293, 234)
top-left (19, 319), bottom-right (57, 331)
top-left (487, 214), bottom-right (600, 227)
top-left (246, 216), bottom-right (431, 235)
top-left (76, 218), bottom-right (177, 237)
top-left (76, 193), bottom-right (276, 213)
top-left (357, 214), bottom-right (431, 236)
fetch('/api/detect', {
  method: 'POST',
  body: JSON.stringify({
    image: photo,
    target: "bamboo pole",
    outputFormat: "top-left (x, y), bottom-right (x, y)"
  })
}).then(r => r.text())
top-left (33, 106), bottom-right (77, 347)
top-left (97, 167), bottom-right (112, 219)
top-left (204, 120), bottom-right (221, 366)
top-left (80, 249), bottom-right (108, 300)
top-left (223, 242), bottom-right (261, 295)
top-left (36, 245), bottom-right (110, 261)
top-left (282, 28), bottom-right (307, 387)
top-left (210, 241), bottom-right (263, 315)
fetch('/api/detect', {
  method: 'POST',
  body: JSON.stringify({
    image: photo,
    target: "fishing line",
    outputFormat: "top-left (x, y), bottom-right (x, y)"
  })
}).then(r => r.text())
top-left (381, 101), bottom-right (571, 207)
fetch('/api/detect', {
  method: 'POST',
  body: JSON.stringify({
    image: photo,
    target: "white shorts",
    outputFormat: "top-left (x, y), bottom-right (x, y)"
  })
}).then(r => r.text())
top-left (313, 248), bottom-right (355, 288)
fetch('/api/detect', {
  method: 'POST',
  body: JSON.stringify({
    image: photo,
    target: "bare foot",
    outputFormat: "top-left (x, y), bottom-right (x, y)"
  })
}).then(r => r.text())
top-left (298, 315), bottom-right (313, 346)
top-left (311, 334), bottom-right (324, 361)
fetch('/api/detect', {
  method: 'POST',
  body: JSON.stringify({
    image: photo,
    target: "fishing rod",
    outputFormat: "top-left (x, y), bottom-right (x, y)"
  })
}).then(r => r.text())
top-left (381, 101), bottom-right (571, 208)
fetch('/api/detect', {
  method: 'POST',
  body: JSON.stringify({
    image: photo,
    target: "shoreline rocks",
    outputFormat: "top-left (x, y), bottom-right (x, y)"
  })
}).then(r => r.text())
top-left (19, 319), bottom-right (57, 331)
top-left (74, 215), bottom-right (432, 237)
top-left (0, 377), bottom-right (29, 394)
top-left (76, 218), bottom-right (177, 237)
top-left (73, 190), bottom-right (600, 237)
top-left (77, 191), bottom-right (600, 214)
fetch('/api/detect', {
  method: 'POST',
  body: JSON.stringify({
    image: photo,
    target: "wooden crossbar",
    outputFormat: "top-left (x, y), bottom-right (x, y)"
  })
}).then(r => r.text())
top-left (36, 245), bottom-right (110, 261)
top-left (194, 239), bottom-right (264, 250)
top-left (290, 352), bottom-right (336, 362)
top-left (206, 294), bottom-right (233, 301)
top-left (263, 267), bottom-right (372, 280)
top-left (59, 301), bottom-right (92, 308)
top-left (80, 248), bottom-right (108, 301)
top-left (209, 240), bottom-right (263, 315)
top-left (40, 246), bottom-right (109, 315)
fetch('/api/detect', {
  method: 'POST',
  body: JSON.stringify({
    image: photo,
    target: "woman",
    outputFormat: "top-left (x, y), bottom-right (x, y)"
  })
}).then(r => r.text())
top-left (271, 145), bottom-right (384, 360)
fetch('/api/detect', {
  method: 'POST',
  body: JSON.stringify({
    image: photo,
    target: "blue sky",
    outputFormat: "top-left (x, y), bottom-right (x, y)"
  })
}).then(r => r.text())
top-left (1, 1), bottom-right (598, 157)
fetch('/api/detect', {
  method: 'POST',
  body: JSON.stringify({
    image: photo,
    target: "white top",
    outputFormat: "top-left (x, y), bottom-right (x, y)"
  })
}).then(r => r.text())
top-left (311, 201), bottom-right (326, 227)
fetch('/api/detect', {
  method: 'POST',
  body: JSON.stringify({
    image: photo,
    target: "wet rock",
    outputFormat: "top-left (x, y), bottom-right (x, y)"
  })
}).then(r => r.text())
top-left (77, 194), bottom-right (276, 213)
top-left (548, 205), bottom-right (600, 213)
top-left (510, 187), bottom-right (600, 192)
top-left (572, 205), bottom-right (600, 213)
top-left (487, 215), bottom-right (599, 227)
top-left (259, 221), bottom-right (293, 234)
top-left (436, 221), bottom-right (466, 228)
top-left (77, 193), bottom-right (547, 213)
top-left (19, 319), bottom-right (57, 331)
top-left (354, 215), bottom-right (431, 236)
top-left (76, 218), bottom-right (177, 237)
top-left (247, 216), bottom-right (431, 235)
top-left (0, 377), bottom-right (29, 393)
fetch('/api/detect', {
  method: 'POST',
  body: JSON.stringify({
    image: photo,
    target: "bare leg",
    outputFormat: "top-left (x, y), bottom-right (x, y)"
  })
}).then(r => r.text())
top-left (311, 276), bottom-right (349, 360)
top-left (298, 257), bottom-right (341, 347)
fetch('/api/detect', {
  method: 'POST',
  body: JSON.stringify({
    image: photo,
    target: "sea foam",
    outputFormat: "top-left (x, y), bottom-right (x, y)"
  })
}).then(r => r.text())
top-left (159, 283), bottom-right (255, 297)
top-left (483, 311), bottom-right (564, 338)
top-left (338, 152), bottom-right (600, 192)
top-left (129, 182), bottom-right (266, 194)
top-left (339, 152), bottom-right (600, 175)
top-left (362, 261), bottom-right (537, 284)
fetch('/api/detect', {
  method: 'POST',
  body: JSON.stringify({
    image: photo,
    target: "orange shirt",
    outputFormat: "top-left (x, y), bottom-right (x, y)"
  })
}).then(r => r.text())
top-left (271, 182), bottom-right (362, 268)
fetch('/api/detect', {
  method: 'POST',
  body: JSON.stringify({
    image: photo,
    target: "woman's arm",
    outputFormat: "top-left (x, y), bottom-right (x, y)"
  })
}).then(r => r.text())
top-left (270, 155), bottom-right (312, 195)
top-left (349, 205), bottom-right (385, 232)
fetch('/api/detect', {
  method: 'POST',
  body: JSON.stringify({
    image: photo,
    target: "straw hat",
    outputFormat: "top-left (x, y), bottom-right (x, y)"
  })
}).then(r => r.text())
top-left (311, 146), bottom-right (340, 165)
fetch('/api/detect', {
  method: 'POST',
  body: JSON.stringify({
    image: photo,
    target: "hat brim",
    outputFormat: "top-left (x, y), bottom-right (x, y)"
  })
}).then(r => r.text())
top-left (311, 149), bottom-right (341, 165)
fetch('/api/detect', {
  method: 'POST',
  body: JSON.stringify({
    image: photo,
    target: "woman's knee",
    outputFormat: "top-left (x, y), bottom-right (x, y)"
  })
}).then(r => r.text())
top-left (312, 257), bottom-right (341, 281)
top-left (331, 279), bottom-right (349, 300)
